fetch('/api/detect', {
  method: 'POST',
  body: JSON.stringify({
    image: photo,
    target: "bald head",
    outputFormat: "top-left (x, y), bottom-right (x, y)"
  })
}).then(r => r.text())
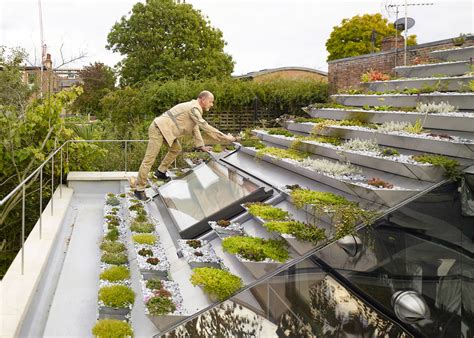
top-left (197, 90), bottom-right (214, 112)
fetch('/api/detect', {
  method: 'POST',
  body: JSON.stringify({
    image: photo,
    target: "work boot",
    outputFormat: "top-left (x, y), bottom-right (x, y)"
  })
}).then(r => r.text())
top-left (134, 190), bottom-right (150, 202)
top-left (153, 170), bottom-right (170, 182)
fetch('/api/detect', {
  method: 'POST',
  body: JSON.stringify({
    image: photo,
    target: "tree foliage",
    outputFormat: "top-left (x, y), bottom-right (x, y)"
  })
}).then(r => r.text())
top-left (72, 62), bottom-right (116, 115)
top-left (326, 13), bottom-right (417, 61)
top-left (106, 0), bottom-right (234, 85)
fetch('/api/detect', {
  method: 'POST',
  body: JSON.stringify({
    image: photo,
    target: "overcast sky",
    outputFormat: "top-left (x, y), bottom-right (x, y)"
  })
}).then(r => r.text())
top-left (1, 0), bottom-right (472, 75)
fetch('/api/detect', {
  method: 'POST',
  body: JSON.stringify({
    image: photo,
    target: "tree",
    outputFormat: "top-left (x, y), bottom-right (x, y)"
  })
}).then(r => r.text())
top-left (106, 0), bottom-right (234, 85)
top-left (326, 13), bottom-right (417, 61)
top-left (72, 62), bottom-right (116, 116)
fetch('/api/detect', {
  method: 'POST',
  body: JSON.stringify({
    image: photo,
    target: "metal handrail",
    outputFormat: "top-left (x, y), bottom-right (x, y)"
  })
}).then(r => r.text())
top-left (1, 139), bottom-right (148, 274)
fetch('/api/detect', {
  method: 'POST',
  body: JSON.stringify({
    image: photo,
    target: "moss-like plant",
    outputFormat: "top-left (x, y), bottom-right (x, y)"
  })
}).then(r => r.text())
top-left (190, 267), bottom-right (243, 301)
top-left (106, 196), bottom-right (120, 206)
top-left (212, 144), bottom-right (223, 152)
top-left (186, 239), bottom-right (202, 249)
top-left (299, 135), bottom-right (343, 146)
top-left (105, 228), bottom-right (120, 241)
top-left (267, 128), bottom-right (294, 137)
top-left (240, 137), bottom-right (265, 149)
top-left (101, 252), bottom-right (128, 265)
top-left (146, 279), bottom-right (163, 290)
top-left (256, 147), bottom-right (309, 161)
top-left (246, 202), bottom-right (290, 221)
top-left (129, 203), bottom-right (144, 212)
top-left (130, 221), bottom-right (155, 233)
top-left (222, 236), bottom-right (289, 262)
top-left (291, 188), bottom-right (349, 207)
top-left (99, 284), bottom-right (135, 308)
top-left (119, 193), bottom-right (126, 198)
top-left (412, 154), bottom-right (461, 181)
top-left (146, 295), bottom-right (176, 315)
top-left (138, 248), bottom-right (153, 257)
top-left (217, 219), bottom-right (231, 227)
top-left (263, 221), bottom-right (326, 244)
top-left (134, 213), bottom-right (148, 223)
top-left (105, 214), bottom-right (120, 222)
top-left (100, 266), bottom-right (130, 282)
top-left (100, 241), bottom-right (126, 253)
top-left (92, 319), bottom-right (133, 338)
top-left (380, 147), bottom-right (399, 157)
top-left (293, 117), bottom-right (326, 123)
top-left (132, 234), bottom-right (157, 245)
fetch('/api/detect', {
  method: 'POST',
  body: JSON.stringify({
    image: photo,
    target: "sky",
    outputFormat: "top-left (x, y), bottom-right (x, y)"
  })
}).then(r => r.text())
top-left (1, 0), bottom-right (472, 75)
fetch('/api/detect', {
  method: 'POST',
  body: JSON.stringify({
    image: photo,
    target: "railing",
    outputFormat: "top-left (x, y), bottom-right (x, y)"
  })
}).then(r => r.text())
top-left (0, 139), bottom-right (147, 275)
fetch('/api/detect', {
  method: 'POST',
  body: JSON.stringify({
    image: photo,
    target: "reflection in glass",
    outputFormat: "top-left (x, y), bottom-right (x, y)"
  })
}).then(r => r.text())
top-left (159, 161), bottom-right (259, 232)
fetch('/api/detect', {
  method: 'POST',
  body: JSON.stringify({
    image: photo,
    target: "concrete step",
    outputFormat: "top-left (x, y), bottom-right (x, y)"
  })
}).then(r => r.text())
top-left (252, 130), bottom-right (445, 182)
top-left (332, 93), bottom-right (474, 110)
top-left (394, 61), bottom-right (470, 78)
top-left (307, 108), bottom-right (474, 132)
top-left (361, 76), bottom-right (473, 93)
top-left (238, 146), bottom-right (430, 207)
top-left (430, 46), bottom-right (474, 62)
top-left (285, 121), bottom-right (474, 160)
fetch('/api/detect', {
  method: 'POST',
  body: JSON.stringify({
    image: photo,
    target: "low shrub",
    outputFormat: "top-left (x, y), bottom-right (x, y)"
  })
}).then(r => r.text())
top-left (100, 266), bottom-right (130, 282)
top-left (92, 319), bottom-right (133, 338)
top-left (101, 252), bottom-right (128, 265)
top-left (130, 221), bottom-right (155, 233)
top-left (105, 228), bottom-right (120, 241)
top-left (222, 236), bottom-right (289, 262)
top-left (132, 234), bottom-right (157, 245)
top-left (190, 267), bottom-right (243, 301)
top-left (99, 285), bottom-right (135, 308)
top-left (146, 295), bottom-right (176, 315)
top-left (100, 241), bottom-right (126, 253)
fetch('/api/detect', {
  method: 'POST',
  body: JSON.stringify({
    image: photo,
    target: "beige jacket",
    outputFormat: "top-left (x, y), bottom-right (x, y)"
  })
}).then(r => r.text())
top-left (153, 99), bottom-right (227, 148)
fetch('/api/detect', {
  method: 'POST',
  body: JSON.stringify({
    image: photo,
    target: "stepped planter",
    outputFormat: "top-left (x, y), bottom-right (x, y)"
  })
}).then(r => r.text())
top-left (307, 108), bottom-right (474, 133)
top-left (209, 220), bottom-right (245, 238)
top-left (286, 122), bottom-right (474, 160)
top-left (430, 46), bottom-right (474, 61)
top-left (235, 254), bottom-right (282, 279)
top-left (241, 203), bottom-right (315, 255)
top-left (98, 304), bottom-right (131, 321)
top-left (394, 60), bottom-right (470, 77)
top-left (134, 241), bottom-right (170, 280)
top-left (361, 76), bottom-right (473, 93)
top-left (253, 130), bottom-right (445, 182)
top-left (177, 239), bottom-right (223, 269)
top-left (332, 93), bottom-right (474, 110)
top-left (142, 279), bottom-right (187, 331)
top-left (240, 146), bottom-right (421, 207)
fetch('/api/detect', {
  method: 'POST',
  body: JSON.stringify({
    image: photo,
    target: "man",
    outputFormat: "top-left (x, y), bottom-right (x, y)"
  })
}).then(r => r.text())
top-left (133, 90), bottom-right (235, 201)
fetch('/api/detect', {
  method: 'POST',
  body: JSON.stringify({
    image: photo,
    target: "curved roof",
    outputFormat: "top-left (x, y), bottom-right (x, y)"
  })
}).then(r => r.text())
top-left (234, 66), bottom-right (328, 79)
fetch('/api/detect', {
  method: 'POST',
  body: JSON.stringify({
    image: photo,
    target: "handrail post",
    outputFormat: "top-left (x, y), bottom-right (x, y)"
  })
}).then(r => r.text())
top-left (60, 148), bottom-right (63, 198)
top-left (51, 150), bottom-right (54, 216)
top-left (40, 167), bottom-right (43, 239)
top-left (21, 184), bottom-right (25, 275)
top-left (125, 140), bottom-right (128, 173)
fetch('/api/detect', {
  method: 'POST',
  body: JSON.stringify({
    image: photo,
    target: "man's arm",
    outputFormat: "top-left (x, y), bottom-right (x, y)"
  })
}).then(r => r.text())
top-left (190, 108), bottom-right (235, 144)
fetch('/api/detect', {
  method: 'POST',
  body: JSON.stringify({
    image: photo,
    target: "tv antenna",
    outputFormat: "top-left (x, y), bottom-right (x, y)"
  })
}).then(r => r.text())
top-left (38, 0), bottom-right (47, 97)
top-left (387, 1), bottom-right (434, 66)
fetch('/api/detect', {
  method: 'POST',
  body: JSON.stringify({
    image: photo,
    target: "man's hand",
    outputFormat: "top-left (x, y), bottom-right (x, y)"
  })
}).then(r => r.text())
top-left (200, 146), bottom-right (212, 152)
top-left (225, 133), bottom-right (236, 142)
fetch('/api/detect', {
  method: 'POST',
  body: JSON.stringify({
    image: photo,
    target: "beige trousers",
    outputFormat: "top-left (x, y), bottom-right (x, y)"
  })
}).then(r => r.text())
top-left (136, 122), bottom-right (182, 191)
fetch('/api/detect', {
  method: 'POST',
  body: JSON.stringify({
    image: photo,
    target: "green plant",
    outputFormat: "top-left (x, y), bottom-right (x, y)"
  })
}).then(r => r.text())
top-left (129, 203), bottom-right (144, 212)
top-left (360, 70), bottom-right (390, 82)
top-left (134, 213), bottom-right (148, 223)
top-left (105, 228), bottom-right (120, 241)
top-left (299, 135), bottom-right (343, 146)
top-left (119, 194), bottom-right (126, 198)
top-left (217, 219), bottom-right (231, 227)
top-left (246, 203), bottom-right (290, 221)
top-left (267, 128), bottom-right (295, 137)
top-left (186, 239), bottom-right (202, 249)
top-left (256, 147), bottom-right (309, 161)
top-left (301, 158), bottom-right (362, 177)
top-left (412, 154), bottom-right (461, 181)
top-left (222, 236), bottom-right (289, 262)
top-left (212, 144), bottom-right (223, 152)
top-left (291, 188), bottom-right (350, 207)
top-left (130, 221), bottom-right (155, 233)
top-left (240, 137), bottom-right (266, 149)
top-left (469, 80), bottom-right (474, 92)
top-left (146, 279), bottom-right (163, 290)
top-left (342, 138), bottom-right (380, 153)
top-left (263, 220), bottom-right (326, 244)
top-left (190, 267), bottom-right (243, 301)
top-left (146, 295), bottom-right (176, 315)
top-left (404, 119), bottom-right (425, 134)
top-left (132, 234), bottom-right (157, 245)
top-left (293, 117), bottom-right (326, 123)
top-left (101, 252), bottom-right (128, 265)
top-left (100, 266), bottom-right (130, 282)
top-left (452, 33), bottom-right (466, 46)
top-left (100, 241), bottom-right (126, 253)
top-left (138, 248), bottom-right (153, 257)
top-left (380, 147), bottom-right (399, 157)
top-left (99, 285), bottom-right (135, 308)
top-left (416, 101), bottom-right (458, 114)
top-left (106, 196), bottom-right (121, 206)
top-left (92, 319), bottom-right (133, 338)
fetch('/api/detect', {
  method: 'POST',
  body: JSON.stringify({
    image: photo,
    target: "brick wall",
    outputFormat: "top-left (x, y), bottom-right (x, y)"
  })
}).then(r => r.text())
top-left (328, 35), bottom-right (474, 93)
